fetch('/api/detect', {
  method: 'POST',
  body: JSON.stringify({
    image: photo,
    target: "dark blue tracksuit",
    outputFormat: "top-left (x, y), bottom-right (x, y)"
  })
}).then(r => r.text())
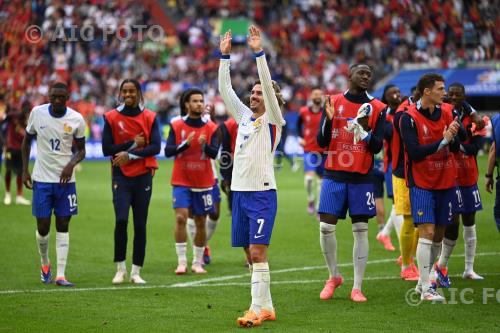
top-left (102, 105), bottom-right (161, 266)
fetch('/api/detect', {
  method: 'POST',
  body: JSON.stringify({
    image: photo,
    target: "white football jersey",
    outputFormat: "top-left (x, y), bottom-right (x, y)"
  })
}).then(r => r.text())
top-left (218, 55), bottom-right (285, 191)
top-left (26, 103), bottom-right (86, 183)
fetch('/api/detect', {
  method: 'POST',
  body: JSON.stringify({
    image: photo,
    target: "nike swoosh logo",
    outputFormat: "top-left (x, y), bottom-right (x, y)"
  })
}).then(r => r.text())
top-left (357, 256), bottom-right (367, 260)
top-left (40, 126), bottom-right (47, 129)
top-left (254, 234), bottom-right (265, 239)
top-left (474, 203), bottom-right (481, 207)
top-left (145, 186), bottom-right (151, 191)
top-left (70, 207), bottom-right (77, 212)
top-left (369, 207), bottom-right (375, 210)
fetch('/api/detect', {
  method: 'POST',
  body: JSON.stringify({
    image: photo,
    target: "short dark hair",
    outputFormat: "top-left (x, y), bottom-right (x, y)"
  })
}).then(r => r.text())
top-left (448, 82), bottom-right (465, 93)
top-left (381, 84), bottom-right (397, 104)
top-left (118, 79), bottom-right (144, 105)
top-left (50, 82), bottom-right (68, 91)
top-left (180, 88), bottom-right (204, 115)
top-left (417, 73), bottom-right (445, 95)
top-left (349, 63), bottom-right (371, 73)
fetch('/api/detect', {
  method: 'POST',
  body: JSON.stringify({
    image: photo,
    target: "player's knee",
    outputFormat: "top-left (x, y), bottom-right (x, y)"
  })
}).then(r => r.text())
top-left (133, 223), bottom-right (146, 235)
top-left (37, 225), bottom-right (50, 236)
top-left (176, 214), bottom-right (187, 226)
top-left (320, 222), bottom-right (336, 235)
top-left (462, 213), bottom-right (475, 227)
top-left (351, 215), bottom-right (368, 224)
top-left (319, 214), bottom-right (337, 224)
top-left (55, 218), bottom-right (70, 232)
top-left (249, 245), bottom-right (267, 263)
top-left (419, 227), bottom-right (435, 240)
top-left (209, 211), bottom-right (220, 221)
top-left (37, 218), bottom-right (51, 236)
top-left (444, 222), bottom-right (459, 241)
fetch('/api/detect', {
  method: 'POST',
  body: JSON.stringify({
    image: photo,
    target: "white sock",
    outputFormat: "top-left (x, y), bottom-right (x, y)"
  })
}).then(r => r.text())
top-left (381, 214), bottom-right (393, 236)
top-left (438, 238), bottom-right (456, 268)
top-left (131, 264), bottom-right (141, 276)
top-left (116, 261), bottom-right (126, 273)
top-left (352, 223), bottom-right (369, 291)
top-left (463, 225), bottom-right (477, 272)
top-left (56, 232), bottom-right (69, 278)
top-left (305, 175), bottom-right (314, 202)
top-left (193, 245), bottom-right (204, 265)
top-left (186, 218), bottom-right (196, 242)
top-left (36, 231), bottom-right (50, 266)
top-left (393, 214), bottom-right (403, 242)
top-left (205, 217), bottom-right (218, 244)
top-left (175, 242), bottom-right (187, 265)
top-left (417, 238), bottom-right (432, 290)
top-left (250, 262), bottom-right (273, 314)
top-left (320, 222), bottom-right (339, 278)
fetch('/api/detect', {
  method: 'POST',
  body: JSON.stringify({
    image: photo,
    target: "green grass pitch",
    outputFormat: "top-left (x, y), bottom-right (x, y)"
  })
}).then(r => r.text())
top-left (0, 157), bottom-right (499, 332)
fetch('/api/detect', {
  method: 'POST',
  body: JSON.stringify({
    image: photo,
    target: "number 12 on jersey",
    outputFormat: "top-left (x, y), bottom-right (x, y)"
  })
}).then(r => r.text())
top-left (50, 138), bottom-right (61, 151)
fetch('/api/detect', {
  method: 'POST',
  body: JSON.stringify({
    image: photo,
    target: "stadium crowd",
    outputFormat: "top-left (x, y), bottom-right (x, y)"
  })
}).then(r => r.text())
top-left (0, 0), bottom-right (499, 139)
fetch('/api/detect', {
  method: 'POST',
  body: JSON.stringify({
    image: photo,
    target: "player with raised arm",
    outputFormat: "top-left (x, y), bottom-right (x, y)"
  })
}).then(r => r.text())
top-left (21, 82), bottom-right (86, 287)
top-left (218, 26), bottom-right (285, 327)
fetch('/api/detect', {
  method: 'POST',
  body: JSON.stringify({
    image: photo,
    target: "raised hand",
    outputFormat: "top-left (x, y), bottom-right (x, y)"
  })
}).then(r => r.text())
top-left (220, 30), bottom-right (232, 55)
top-left (324, 95), bottom-right (335, 120)
top-left (247, 25), bottom-right (263, 53)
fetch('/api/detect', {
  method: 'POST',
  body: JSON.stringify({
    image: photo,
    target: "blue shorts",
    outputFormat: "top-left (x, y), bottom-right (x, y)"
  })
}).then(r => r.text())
top-left (409, 186), bottom-right (455, 225)
top-left (454, 184), bottom-right (482, 214)
top-left (318, 179), bottom-right (376, 219)
top-left (303, 152), bottom-right (325, 176)
top-left (209, 181), bottom-right (222, 213)
top-left (232, 190), bottom-right (277, 247)
top-left (212, 181), bottom-right (221, 204)
top-left (172, 186), bottom-right (214, 216)
top-left (372, 168), bottom-right (385, 199)
top-left (385, 164), bottom-right (394, 198)
top-left (32, 181), bottom-right (78, 218)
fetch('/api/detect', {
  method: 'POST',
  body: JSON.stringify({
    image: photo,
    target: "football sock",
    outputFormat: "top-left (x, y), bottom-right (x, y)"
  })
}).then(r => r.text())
top-left (320, 222), bottom-right (338, 278)
top-left (193, 245), bottom-right (204, 265)
top-left (205, 217), bottom-right (218, 244)
top-left (438, 238), bottom-right (456, 268)
top-left (352, 223), bottom-right (369, 290)
top-left (251, 262), bottom-right (273, 313)
top-left (175, 242), bottom-right (187, 265)
top-left (36, 230), bottom-right (50, 266)
top-left (305, 174), bottom-right (314, 202)
top-left (131, 264), bottom-right (141, 276)
top-left (400, 215), bottom-right (414, 268)
top-left (417, 238), bottom-right (432, 289)
top-left (186, 218), bottom-right (196, 242)
top-left (463, 225), bottom-right (477, 273)
top-left (56, 232), bottom-right (69, 278)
